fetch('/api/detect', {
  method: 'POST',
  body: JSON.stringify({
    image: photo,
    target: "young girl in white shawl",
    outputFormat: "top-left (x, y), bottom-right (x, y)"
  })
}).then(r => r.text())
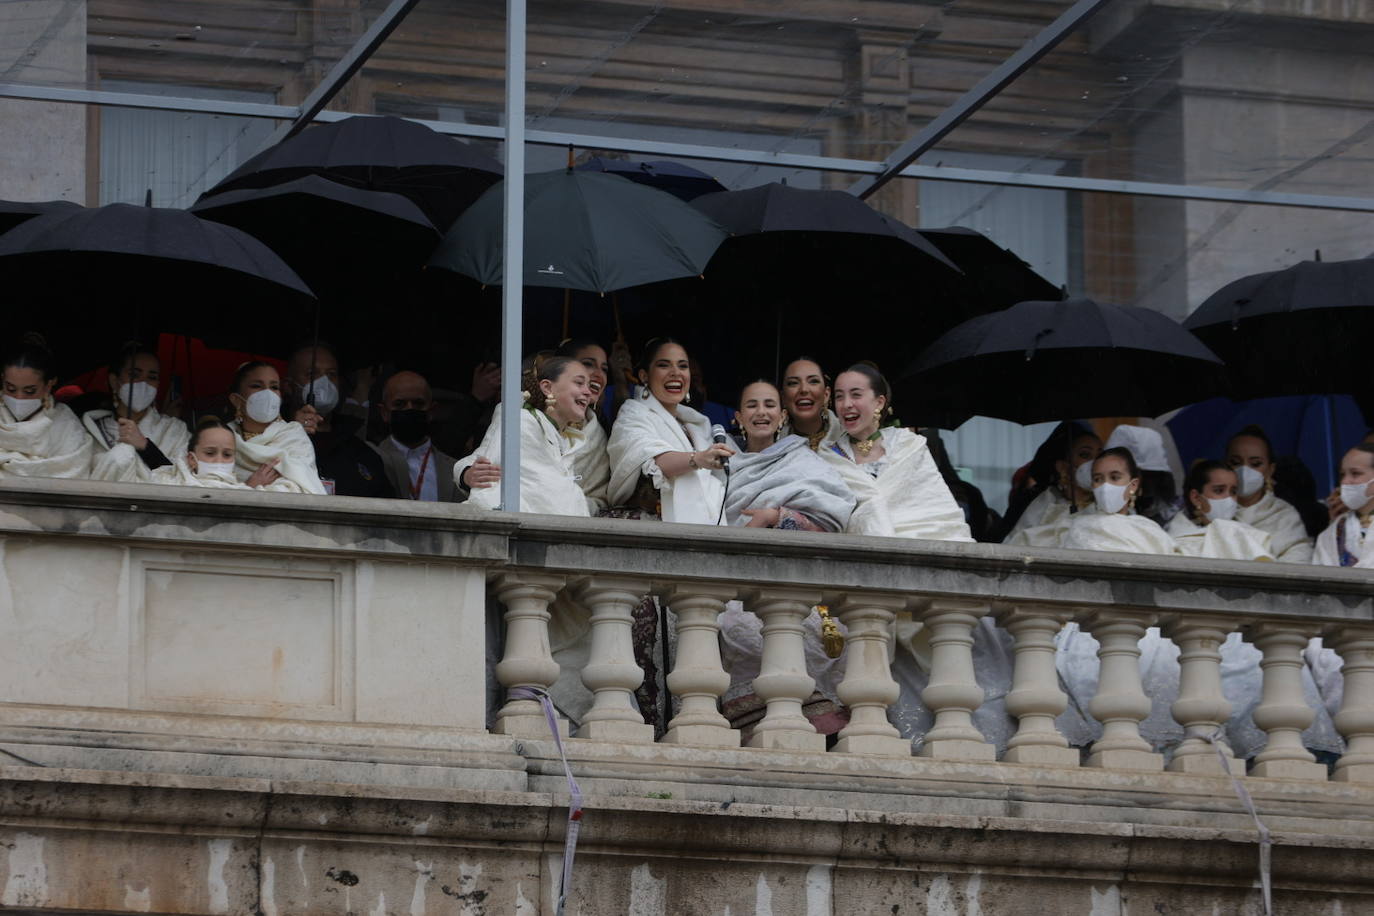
top-left (1003, 422), bottom-right (1101, 548)
top-left (150, 417), bottom-right (306, 492)
top-left (554, 338), bottom-right (614, 513)
top-left (606, 338), bottom-right (734, 524)
top-left (456, 355), bottom-right (599, 517)
top-left (1226, 425), bottom-right (1314, 563)
top-left (1063, 447), bottom-right (1178, 555)
top-left (1313, 444), bottom-right (1374, 569)
top-left (0, 336), bottom-right (92, 479)
top-left (226, 361), bottom-right (326, 495)
top-left (1166, 460), bottom-right (1274, 561)
top-left (86, 346), bottom-right (191, 483)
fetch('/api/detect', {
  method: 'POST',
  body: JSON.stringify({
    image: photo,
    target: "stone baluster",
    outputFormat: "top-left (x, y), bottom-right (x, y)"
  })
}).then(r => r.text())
top-left (573, 577), bottom-right (655, 743)
top-left (491, 572), bottom-right (567, 737)
top-left (746, 587), bottom-right (826, 752)
top-left (1332, 627), bottom-right (1374, 784)
top-left (832, 594), bottom-right (909, 757)
top-left (1162, 615), bottom-right (1236, 774)
top-left (1082, 611), bottom-right (1163, 771)
top-left (1247, 623), bottom-right (1327, 780)
top-left (661, 585), bottom-right (741, 748)
top-left (995, 605), bottom-right (1077, 767)
top-left (916, 599), bottom-right (995, 761)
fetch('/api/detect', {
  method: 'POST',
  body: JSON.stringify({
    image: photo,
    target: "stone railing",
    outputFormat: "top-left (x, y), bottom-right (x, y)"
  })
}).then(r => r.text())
top-left (2, 478), bottom-right (1373, 913)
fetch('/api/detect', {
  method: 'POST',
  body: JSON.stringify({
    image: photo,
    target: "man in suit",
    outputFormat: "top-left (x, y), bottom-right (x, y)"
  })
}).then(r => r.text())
top-left (374, 370), bottom-right (455, 501)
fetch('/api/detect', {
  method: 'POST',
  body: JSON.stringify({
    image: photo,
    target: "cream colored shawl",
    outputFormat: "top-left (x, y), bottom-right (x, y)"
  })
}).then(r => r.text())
top-left (149, 458), bottom-right (305, 493)
top-left (821, 427), bottom-right (973, 542)
top-left (86, 407), bottom-right (191, 482)
top-left (457, 405), bottom-right (593, 517)
top-left (1166, 513), bottom-right (1274, 561)
top-left (1236, 490), bottom-right (1313, 564)
top-left (0, 400), bottom-right (93, 479)
top-left (574, 413), bottom-right (611, 513)
top-left (229, 418), bottom-right (326, 495)
top-left (606, 396), bottom-right (725, 524)
top-left (1063, 511), bottom-right (1178, 555)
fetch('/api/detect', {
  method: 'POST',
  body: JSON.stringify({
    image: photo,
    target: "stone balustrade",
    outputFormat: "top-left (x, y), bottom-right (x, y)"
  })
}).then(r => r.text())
top-left (2, 478), bottom-right (1373, 913)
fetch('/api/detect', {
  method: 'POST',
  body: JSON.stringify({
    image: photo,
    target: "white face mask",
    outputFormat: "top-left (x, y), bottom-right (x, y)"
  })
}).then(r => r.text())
top-left (303, 375), bottom-right (339, 416)
top-left (1094, 481), bottom-right (1130, 515)
top-left (196, 460), bottom-right (236, 479)
top-left (1236, 465), bottom-right (1265, 499)
top-left (1340, 482), bottom-right (1372, 512)
top-left (1203, 496), bottom-right (1238, 522)
top-left (244, 389), bottom-right (281, 424)
top-left (3, 394), bottom-right (42, 421)
top-left (117, 380), bottom-right (158, 413)
top-left (1073, 460), bottom-right (1094, 491)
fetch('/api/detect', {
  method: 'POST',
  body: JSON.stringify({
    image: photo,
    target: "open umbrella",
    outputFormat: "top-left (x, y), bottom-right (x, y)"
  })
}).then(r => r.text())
top-left (901, 298), bottom-right (1227, 426)
top-left (576, 157), bottom-right (727, 201)
top-left (199, 115), bottom-right (503, 232)
top-left (920, 226), bottom-right (1063, 311)
top-left (0, 202), bottom-right (315, 376)
top-left (0, 199), bottom-right (82, 237)
top-left (430, 169), bottom-right (728, 293)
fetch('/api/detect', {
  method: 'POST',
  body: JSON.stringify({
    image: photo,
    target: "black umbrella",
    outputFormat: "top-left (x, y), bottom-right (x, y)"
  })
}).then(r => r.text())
top-left (920, 226), bottom-right (1064, 311)
top-left (1184, 256), bottom-right (1374, 400)
top-left (576, 157), bottom-right (727, 202)
top-left (430, 169), bottom-right (728, 293)
top-left (0, 199), bottom-right (82, 237)
top-left (199, 115), bottom-right (502, 232)
top-left (0, 203), bottom-right (315, 375)
top-left (901, 298), bottom-right (1227, 426)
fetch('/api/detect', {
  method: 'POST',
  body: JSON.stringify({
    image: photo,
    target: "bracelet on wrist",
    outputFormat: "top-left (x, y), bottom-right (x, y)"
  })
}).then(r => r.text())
top-left (688, 452), bottom-right (699, 469)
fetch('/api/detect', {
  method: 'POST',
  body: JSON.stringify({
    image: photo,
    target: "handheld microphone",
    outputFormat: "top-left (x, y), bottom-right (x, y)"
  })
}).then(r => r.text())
top-left (710, 423), bottom-right (730, 473)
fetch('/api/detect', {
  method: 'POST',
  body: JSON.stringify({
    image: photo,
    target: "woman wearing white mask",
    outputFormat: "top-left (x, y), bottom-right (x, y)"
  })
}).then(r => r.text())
top-left (1166, 460), bottom-right (1274, 560)
top-left (0, 336), bottom-right (92, 479)
top-left (86, 347), bottom-right (191, 482)
top-left (1226, 425), bottom-right (1314, 563)
top-left (1063, 447), bottom-right (1178, 555)
top-left (150, 417), bottom-right (305, 491)
top-left (227, 361), bottom-right (326, 495)
top-left (1004, 422), bottom-right (1101, 547)
top-left (1313, 444), bottom-right (1374, 568)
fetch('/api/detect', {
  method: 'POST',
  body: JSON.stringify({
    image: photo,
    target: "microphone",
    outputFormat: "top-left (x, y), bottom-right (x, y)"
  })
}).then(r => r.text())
top-left (710, 423), bottom-right (730, 473)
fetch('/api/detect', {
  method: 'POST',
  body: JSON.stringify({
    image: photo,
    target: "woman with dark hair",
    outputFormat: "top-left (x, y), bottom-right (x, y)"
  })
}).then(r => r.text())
top-left (606, 337), bottom-right (733, 524)
top-left (1225, 424), bottom-right (1314, 562)
top-left (0, 335), bottom-right (92, 478)
top-left (227, 360), bottom-right (325, 494)
top-left (456, 354), bottom-right (600, 517)
top-left (1063, 447), bottom-right (1177, 555)
top-left (820, 362), bottom-right (971, 541)
top-left (86, 344), bottom-right (189, 482)
top-left (1104, 424), bottom-right (1179, 525)
top-left (1165, 460), bottom-right (1273, 560)
top-left (1002, 422), bottom-right (1101, 546)
top-left (778, 356), bottom-right (840, 451)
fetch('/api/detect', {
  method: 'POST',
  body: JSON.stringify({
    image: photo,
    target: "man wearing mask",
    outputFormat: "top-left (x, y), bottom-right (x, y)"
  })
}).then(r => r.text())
top-left (375, 369), bottom-right (456, 501)
top-left (285, 343), bottom-right (394, 498)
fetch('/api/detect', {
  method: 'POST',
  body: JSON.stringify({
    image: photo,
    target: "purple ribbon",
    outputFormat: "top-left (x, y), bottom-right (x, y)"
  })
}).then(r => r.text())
top-left (1205, 728), bottom-right (1272, 915)
top-left (510, 686), bottom-right (583, 916)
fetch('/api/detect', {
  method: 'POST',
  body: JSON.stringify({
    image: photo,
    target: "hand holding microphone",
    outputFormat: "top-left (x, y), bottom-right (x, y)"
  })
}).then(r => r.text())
top-left (709, 423), bottom-right (735, 473)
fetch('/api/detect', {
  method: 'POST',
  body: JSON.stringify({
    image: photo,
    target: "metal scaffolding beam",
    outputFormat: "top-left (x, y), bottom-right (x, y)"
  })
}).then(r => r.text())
top-left (848, 0), bottom-right (1116, 200)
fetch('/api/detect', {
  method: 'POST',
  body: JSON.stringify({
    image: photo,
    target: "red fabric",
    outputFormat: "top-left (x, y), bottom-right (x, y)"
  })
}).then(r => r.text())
top-left (69, 334), bottom-right (286, 406)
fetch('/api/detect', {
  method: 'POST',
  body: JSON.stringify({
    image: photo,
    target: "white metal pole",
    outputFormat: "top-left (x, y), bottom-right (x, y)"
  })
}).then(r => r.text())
top-left (498, 0), bottom-right (526, 511)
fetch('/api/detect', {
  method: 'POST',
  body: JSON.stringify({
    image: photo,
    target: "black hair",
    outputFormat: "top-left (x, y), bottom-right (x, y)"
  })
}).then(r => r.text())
top-left (107, 341), bottom-right (156, 378)
top-left (1183, 459), bottom-right (1236, 522)
top-left (736, 378), bottom-right (779, 408)
top-left (188, 415), bottom-right (232, 451)
top-left (836, 362), bottom-right (893, 423)
top-left (779, 356), bottom-right (830, 388)
top-left (229, 360), bottom-right (277, 396)
top-left (3, 333), bottom-right (56, 382)
top-left (1226, 424), bottom-right (1275, 464)
top-left (636, 336), bottom-right (687, 374)
top-left (554, 337), bottom-right (605, 360)
top-left (1095, 445), bottom-right (1140, 480)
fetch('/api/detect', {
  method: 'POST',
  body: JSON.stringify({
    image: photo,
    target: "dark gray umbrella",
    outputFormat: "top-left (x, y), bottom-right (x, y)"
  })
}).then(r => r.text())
top-left (0, 199), bottom-right (82, 237)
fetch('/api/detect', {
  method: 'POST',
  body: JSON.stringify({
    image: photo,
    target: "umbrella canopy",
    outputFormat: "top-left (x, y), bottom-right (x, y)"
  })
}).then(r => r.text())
top-left (576, 157), bottom-right (727, 201)
top-left (190, 175), bottom-right (440, 300)
top-left (0, 203), bottom-right (315, 375)
top-left (901, 298), bottom-right (1227, 426)
top-left (199, 115), bottom-right (502, 232)
top-left (920, 226), bottom-right (1064, 311)
top-left (1184, 256), bottom-right (1374, 399)
top-left (429, 169), bottom-right (729, 293)
top-left (0, 199), bottom-right (82, 237)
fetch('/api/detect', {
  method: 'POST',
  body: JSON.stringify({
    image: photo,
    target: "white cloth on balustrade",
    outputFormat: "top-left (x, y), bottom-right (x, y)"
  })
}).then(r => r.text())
top-left (821, 427), bottom-right (973, 542)
top-left (723, 434), bottom-right (855, 531)
top-left (147, 458), bottom-right (306, 492)
top-left (86, 408), bottom-right (192, 483)
top-left (607, 396), bottom-right (725, 524)
top-left (576, 414), bottom-right (611, 513)
top-left (719, 601), bottom-right (848, 714)
top-left (1063, 511), bottom-right (1179, 555)
top-left (1166, 513), bottom-right (1275, 561)
top-left (1236, 490), bottom-right (1314, 564)
top-left (0, 400), bottom-right (93, 479)
top-left (1004, 491), bottom-right (1098, 548)
top-left (230, 418), bottom-right (326, 495)
top-left (456, 404), bottom-right (594, 518)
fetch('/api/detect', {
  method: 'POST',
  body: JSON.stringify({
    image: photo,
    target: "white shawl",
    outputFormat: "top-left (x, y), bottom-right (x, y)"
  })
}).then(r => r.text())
top-left (229, 418), bottom-right (326, 495)
top-left (820, 427), bottom-right (973, 541)
top-left (723, 434), bottom-right (856, 531)
top-left (1313, 512), bottom-right (1374, 569)
top-left (86, 407), bottom-right (191, 483)
top-left (1004, 489), bottom-right (1100, 548)
top-left (1166, 513), bottom-right (1274, 561)
top-left (1063, 511), bottom-right (1178, 556)
top-left (606, 396), bottom-right (726, 524)
top-left (0, 400), bottom-right (93, 479)
top-left (1236, 490), bottom-right (1314, 564)
top-left (574, 414), bottom-right (611, 513)
top-left (456, 405), bottom-right (592, 517)
top-left (148, 458), bottom-right (305, 493)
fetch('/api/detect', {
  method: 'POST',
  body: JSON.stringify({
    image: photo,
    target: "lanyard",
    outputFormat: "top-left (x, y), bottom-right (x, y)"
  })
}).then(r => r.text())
top-left (410, 445), bottom-right (433, 500)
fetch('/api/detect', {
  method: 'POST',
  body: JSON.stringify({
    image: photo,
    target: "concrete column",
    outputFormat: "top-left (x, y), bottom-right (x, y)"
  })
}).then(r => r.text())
top-left (916, 599), bottom-right (995, 761)
top-left (491, 572), bottom-right (566, 738)
top-left (574, 577), bottom-right (654, 743)
top-left (1163, 616), bottom-right (1236, 775)
top-left (661, 584), bottom-right (741, 748)
top-left (1082, 611), bottom-right (1164, 771)
top-left (1248, 624), bottom-right (1326, 780)
top-left (833, 593), bottom-right (908, 757)
top-left (996, 606), bottom-right (1078, 767)
top-left (1332, 627), bottom-right (1374, 784)
top-left (746, 587), bottom-right (826, 752)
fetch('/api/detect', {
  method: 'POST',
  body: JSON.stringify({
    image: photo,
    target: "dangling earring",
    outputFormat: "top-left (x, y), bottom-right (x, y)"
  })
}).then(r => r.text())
top-left (640, 387), bottom-right (650, 400)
